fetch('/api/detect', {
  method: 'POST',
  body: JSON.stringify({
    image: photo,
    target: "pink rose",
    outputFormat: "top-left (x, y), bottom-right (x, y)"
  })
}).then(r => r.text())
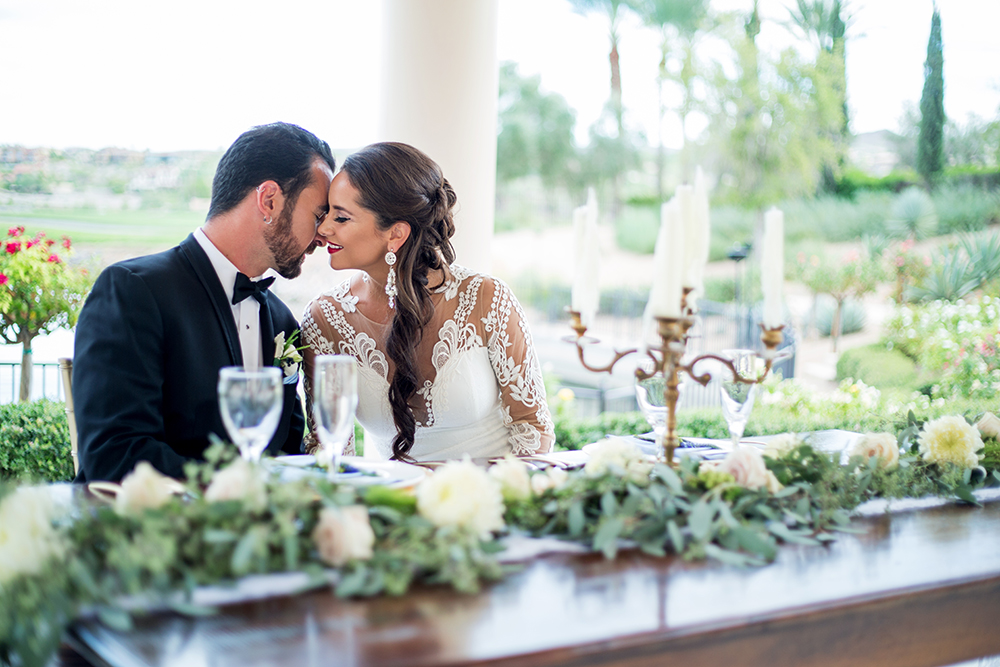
top-left (312, 505), bottom-right (375, 567)
top-left (7, 226), bottom-right (23, 237)
top-left (5, 242), bottom-right (19, 254)
top-left (47, 254), bottom-right (60, 263)
top-left (0, 273), bottom-right (7, 286)
top-left (61, 236), bottom-right (71, 249)
top-left (716, 447), bottom-right (771, 490)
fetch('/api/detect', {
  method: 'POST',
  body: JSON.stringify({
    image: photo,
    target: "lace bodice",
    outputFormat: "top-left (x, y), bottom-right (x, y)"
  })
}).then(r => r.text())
top-left (301, 264), bottom-right (554, 460)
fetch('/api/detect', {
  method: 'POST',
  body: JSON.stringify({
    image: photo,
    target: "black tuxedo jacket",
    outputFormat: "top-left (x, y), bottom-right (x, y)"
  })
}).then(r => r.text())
top-left (73, 234), bottom-right (305, 482)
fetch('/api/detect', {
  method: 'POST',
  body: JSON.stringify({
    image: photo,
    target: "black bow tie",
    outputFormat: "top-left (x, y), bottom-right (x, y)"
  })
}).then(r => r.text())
top-left (232, 273), bottom-right (275, 305)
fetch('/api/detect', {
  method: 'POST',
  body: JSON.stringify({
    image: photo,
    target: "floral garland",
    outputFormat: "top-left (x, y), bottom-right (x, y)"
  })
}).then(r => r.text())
top-left (2, 413), bottom-right (999, 666)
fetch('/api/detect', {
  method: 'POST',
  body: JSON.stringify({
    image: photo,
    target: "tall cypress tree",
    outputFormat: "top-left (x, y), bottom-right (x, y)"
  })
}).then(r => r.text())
top-left (917, 5), bottom-right (944, 187)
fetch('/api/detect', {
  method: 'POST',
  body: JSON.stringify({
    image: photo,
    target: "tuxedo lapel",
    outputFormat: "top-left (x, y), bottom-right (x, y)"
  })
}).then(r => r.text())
top-left (178, 234), bottom-right (241, 366)
top-left (259, 291), bottom-right (276, 369)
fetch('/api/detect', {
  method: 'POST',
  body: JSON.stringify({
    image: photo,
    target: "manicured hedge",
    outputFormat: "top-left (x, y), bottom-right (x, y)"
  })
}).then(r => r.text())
top-left (836, 344), bottom-right (920, 391)
top-left (0, 400), bottom-right (74, 482)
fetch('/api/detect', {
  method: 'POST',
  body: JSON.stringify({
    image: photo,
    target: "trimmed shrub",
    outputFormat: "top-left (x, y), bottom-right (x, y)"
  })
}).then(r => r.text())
top-left (0, 400), bottom-right (74, 482)
top-left (836, 343), bottom-right (920, 390)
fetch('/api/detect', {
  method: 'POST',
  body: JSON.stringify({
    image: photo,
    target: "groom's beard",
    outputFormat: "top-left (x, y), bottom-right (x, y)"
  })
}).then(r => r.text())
top-left (264, 203), bottom-right (317, 280)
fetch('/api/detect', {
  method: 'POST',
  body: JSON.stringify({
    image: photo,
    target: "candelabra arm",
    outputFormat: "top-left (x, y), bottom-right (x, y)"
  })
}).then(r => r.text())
top-left (565, 310), bottom-right (639, 375)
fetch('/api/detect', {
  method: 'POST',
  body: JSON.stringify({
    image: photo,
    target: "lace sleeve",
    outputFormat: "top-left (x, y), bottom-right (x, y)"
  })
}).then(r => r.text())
top-left (301, 299), bottom-right (356, 458)
top-left (481, 277), bottom-right (555, 455)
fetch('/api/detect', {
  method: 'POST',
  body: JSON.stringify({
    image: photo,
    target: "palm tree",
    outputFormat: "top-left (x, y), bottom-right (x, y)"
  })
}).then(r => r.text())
top-left (630, 0), bottom-right (708, 196)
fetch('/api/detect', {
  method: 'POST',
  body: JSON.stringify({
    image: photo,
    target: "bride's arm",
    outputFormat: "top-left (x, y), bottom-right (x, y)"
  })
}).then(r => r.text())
top-left (482, 277), bottom-right (555, 455)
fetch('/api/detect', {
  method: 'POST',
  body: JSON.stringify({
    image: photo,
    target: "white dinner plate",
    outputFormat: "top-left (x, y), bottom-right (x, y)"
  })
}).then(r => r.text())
top-left (269, 455), bottom-right (427, 489)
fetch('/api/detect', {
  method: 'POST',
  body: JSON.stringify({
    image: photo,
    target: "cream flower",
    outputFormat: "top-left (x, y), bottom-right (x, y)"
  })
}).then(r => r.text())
top-left (763, 433), bottom-right (801, 459)
top-left (205, 458), bottom-right (268, 511)
top-left (488, 455), bottom-right (532, 502)
top-left (918, 415), bottom-right (984, 469)
top-left (0, 486), bottom-right (66, 584)
top-left (584, 438), bottom-right (654, 484)
top-left (417, 457), bottom-right (505, 537)
top-left (976, 412), bottom-right (1000, 440)
top-left (311, 505), bottom-right (375, 567)
top-left (115, 461), bottom-right (177, 514)
top-left (850, 433), bottom-right (900, 470)
top-left (716, 447), bottom-right (772, 491)
top-left (530, 467), bottom-right (569, 495)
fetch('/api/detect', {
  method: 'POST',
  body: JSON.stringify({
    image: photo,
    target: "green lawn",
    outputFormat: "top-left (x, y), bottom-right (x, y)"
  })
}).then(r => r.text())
top-left (1, 208), bottom-right (203, 246)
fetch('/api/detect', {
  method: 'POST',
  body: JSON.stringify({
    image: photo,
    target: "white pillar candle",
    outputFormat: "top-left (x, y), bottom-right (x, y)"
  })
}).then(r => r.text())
top-left (761, 207), bottom-right (784, 329)
top-left (677, 184), bottom-right (696, 291)
top-left (648, 198), bottom-right (685, 318)
top-left (690, 167), bottom-right (711, 307)
top-left (571, 189), bottom-right (600, 326)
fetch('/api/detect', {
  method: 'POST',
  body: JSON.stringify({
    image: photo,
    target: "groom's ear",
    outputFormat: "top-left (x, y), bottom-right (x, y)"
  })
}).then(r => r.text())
top-left (255, 181), bottom-right (282, 221)
top-left (389, 221), bottom-right (411, 248)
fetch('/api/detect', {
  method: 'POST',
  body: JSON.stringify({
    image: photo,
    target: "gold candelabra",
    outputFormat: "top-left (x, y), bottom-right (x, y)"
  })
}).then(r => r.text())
top-left (566, 292), bottom-right (785, 466)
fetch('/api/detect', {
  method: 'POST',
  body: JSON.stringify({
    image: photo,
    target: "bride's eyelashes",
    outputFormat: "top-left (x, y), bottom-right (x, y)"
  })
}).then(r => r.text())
top-left (333, 216), bottom-right (350, 223)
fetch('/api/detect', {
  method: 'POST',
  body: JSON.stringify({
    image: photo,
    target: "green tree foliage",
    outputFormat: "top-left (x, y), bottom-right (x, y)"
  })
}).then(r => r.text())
top-left (0, 227), bottom-right (92, 402)
top-left (630, 0), bottom-right (709, 194)
top-left (496, 62), bottom-right (579, 190)
top-left (917, 6), bottom-right (945, 187)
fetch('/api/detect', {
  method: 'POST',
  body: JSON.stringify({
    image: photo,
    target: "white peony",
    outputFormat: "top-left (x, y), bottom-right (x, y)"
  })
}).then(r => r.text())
top-left (488, 455), bottom-right (532, 502)
top-left (0, 486), bottom-right (67, 584)
top-left (716, 447), bottom-right (773, 491)
top-left (976, 412), bottom-right (1000, 440)
top-left (204, 458), bottom-right (268, 511)
top-left (530, 467), bottom-right (569, 495)
top-left (115, 461), bottom-right (178, 514)
top-left (849, 433), bottom-right (900, 470)
top-left (417, 457), bottom-right (505, 537)
top-left (763, 433), bottom-right (801, 459)
top-left (918, 415), bottom-right (984, 469)
top-left (584, 438), bottom-right (654, 484)
top-left (311, 505), bottom-right (375, 567)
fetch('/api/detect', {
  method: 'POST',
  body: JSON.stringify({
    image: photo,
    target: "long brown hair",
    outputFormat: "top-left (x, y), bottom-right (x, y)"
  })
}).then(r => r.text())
top-left (340, 142), bottom-right (457, 460)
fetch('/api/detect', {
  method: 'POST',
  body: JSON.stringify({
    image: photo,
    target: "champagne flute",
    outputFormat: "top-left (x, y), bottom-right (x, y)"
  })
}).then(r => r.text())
top-left (218, 366), bottom-right (283, 462)
top-left (718, 349), bottom-right (760, 450)
top-left (313, 354), bottom-right (358, 476)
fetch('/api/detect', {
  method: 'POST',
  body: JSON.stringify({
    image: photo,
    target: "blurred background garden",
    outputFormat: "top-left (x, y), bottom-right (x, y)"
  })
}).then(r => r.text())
top-left (2, 0), bottom-right (1000, 481)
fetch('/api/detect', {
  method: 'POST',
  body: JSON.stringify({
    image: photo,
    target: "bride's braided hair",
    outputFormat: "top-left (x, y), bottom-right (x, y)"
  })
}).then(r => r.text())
top-left (341, 143), bottom-right (456, 460)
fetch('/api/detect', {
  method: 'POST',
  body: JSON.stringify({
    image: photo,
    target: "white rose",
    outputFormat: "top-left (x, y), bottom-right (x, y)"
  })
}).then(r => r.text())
top-left (763, 433), bottom-right (801, 459)
top-left (417, 457), bottom-right (505, 537)
top-left (849, 433), bottom-right (900, 470)
top-left (716, 447), bottom-right (771, 491)
top-left (488, 455), bottom-right (532, 502)
top-left (918, 415), bottom-right (984, 469)
top-left (311, 505), bottom-right (375, 567)
top-left (530, 466), bottom-right (569, 496)
top-left (584, 438), bottom-right (654, 484)
top-left (115, 461), bottom-right (177, 514)
top-left (976, 412), bottom-right (1000, 440)
top-left (204, 458), bottom-right (268, 511)
top-left (0, 486), bottom-right (66, 584)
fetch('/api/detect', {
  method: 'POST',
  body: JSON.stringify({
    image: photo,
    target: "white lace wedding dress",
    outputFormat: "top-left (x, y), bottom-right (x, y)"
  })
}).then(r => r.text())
top-left (301, 264), bottom-right (554, 461)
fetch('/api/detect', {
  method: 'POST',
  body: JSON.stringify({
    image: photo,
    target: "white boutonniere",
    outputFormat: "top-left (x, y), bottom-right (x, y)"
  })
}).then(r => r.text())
top-left (274, 330), bottom-right (306, 383)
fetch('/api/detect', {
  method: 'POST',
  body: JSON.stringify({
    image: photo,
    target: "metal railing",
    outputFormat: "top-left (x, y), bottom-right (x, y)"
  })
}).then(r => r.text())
top-left (0, 362), bottom-right (65, 404)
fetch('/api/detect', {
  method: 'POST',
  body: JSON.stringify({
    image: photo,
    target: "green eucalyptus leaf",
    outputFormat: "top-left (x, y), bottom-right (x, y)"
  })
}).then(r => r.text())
top-left (96, 607), bottom-right (133, 632)
top-left (688, 500), bottom-right (713, 542)
top-left (704, 543), bottom-right (759, 567)
top-left (730, 526), bottom-right (777, 560)
top-left (600, 490), bottom-right (618, 517)
top-left (666, 519), bottom-right (684, 553)
top-left (768, 522), bottom-right (820, 545)
top-left (593, 517), bottom-right (625, 558)
top-left (568, 500), bottom-right (585, 537)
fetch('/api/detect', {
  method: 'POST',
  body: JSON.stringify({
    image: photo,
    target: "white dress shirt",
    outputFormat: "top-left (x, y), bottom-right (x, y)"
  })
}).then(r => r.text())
top-left (193, 228), bottom-right (266, 370)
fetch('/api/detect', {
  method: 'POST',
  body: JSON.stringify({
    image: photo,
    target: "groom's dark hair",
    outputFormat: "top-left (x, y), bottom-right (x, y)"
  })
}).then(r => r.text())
top-left (207, 122), bottom-right (335, 220)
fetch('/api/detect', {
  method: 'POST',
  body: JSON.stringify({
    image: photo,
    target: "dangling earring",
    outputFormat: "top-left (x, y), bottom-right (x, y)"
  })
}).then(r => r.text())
top-left (384, 249), bottom-right (397, 309)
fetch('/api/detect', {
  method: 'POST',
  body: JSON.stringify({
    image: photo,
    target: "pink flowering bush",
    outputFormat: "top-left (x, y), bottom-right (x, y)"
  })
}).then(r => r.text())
top-left (0, 226), bottom-right (92, 401)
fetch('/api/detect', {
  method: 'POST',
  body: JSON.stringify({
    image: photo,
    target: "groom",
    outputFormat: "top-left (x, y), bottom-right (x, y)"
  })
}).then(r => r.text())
top-left (74, 122), bottom-right (335, 482)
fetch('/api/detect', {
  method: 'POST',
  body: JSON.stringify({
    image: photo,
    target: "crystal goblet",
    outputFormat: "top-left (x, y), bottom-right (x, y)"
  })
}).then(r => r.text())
top-left (313, 354), bottom-right (358, 476)
top-left (718, 349), bottom-right (760, 449)
top-left (218, 366), bottom-right (283, 462)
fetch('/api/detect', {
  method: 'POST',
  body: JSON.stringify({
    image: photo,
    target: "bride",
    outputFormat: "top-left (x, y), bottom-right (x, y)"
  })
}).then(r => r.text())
top-left (301, 142), bottom-right (554, 461)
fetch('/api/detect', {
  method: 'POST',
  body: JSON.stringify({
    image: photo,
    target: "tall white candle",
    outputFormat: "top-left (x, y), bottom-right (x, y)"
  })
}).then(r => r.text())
top-left (648, 198), bottom-right (685, 318)
top-left (690, 167), bottom-right (711, 306)
top-left (761, 207), bottom-right (784, 329)
top-left (571, 189), bottom-right (600, 326)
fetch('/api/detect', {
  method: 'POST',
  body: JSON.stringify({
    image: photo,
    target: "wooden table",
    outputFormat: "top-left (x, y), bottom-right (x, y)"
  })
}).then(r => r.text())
top-left (69, 497), bottom-right (1000, 667)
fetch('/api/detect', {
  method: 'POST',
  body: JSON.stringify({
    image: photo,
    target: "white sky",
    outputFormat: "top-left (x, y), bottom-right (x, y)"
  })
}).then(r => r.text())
top-left (1, 0), bottom-right (998, 153)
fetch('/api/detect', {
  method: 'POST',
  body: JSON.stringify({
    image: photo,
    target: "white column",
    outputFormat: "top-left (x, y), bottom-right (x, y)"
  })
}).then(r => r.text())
top-left (379, 0), bottom-right (499, 273)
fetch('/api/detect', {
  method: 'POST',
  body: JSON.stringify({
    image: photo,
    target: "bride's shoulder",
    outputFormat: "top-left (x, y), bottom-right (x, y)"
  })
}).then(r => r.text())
top-left (307, 278), bottom-right (359, 314)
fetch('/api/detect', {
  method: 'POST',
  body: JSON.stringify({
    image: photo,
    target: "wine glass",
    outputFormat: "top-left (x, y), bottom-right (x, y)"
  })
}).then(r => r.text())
top-left (218, 366), bottom-right (283, 462)
top-left (634, 357), bottom-right (667, 454)
top-left (717, 349), bottom-right (760, 449)
top-left (313, 354), bottom-right (358, 475)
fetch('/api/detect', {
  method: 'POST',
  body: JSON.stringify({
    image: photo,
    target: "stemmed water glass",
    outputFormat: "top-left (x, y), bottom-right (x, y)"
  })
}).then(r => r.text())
top-left (634, 356), bottom-right (668, 454)
top-left (718, 349), bottom-right (760, 450)
top-left (313, 354), bottom-right (358, 475)
top-left (218, 366), bottom-right (283, 462)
